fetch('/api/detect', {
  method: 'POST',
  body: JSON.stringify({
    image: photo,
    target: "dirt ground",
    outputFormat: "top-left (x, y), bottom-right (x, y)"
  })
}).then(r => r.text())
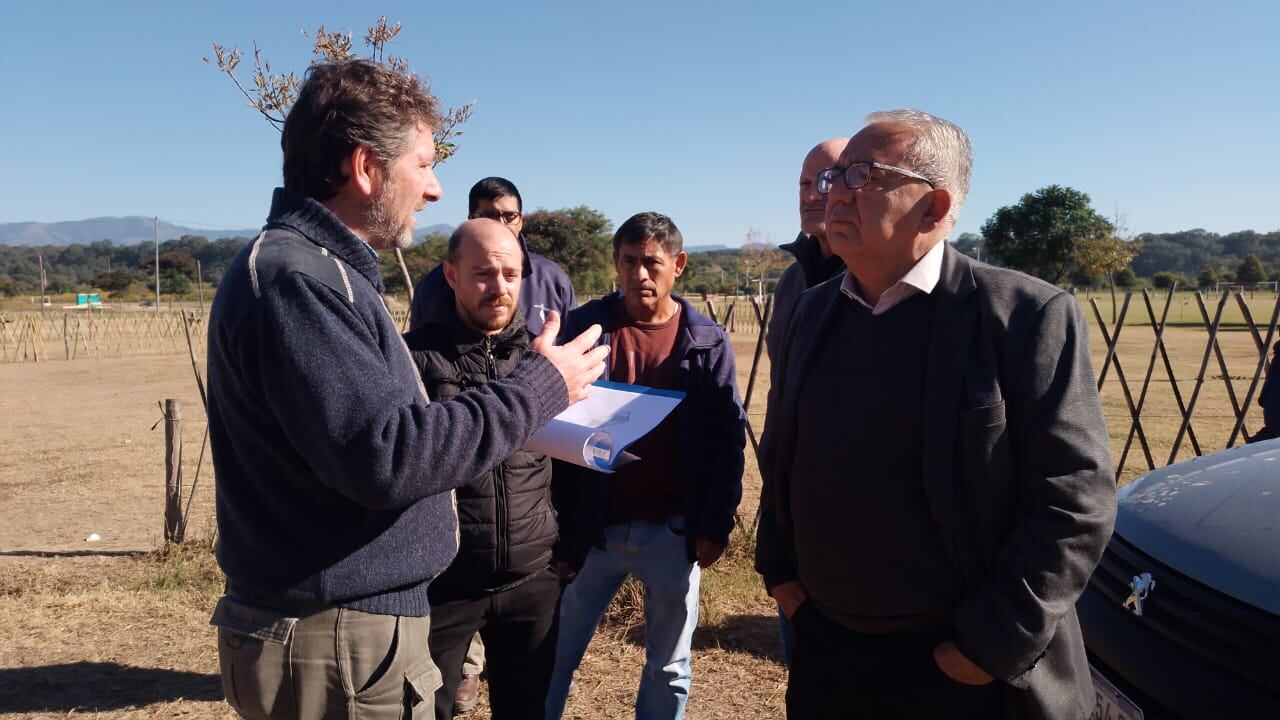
top-left (0, 316), bottom-right (1269, 718)
top-left (0, 336), bottom-right (782, 718)
top-left (0, 356), bottom-right (216, 555)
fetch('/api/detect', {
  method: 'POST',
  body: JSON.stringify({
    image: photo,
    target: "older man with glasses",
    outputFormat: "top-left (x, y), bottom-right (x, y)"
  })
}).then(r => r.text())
top-left (755, 109), bottom-right (1116, 719)
top-left (410, 177), bottom-right (576, 338)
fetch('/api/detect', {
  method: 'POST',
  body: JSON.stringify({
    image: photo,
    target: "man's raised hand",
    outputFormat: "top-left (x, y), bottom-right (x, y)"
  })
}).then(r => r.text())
top-left (532, 310), bottom-right (609, 404)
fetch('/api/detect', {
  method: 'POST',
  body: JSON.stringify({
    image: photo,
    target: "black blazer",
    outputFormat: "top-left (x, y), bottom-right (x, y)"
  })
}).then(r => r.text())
top-left (756, 244), bottom-right (1117, 720)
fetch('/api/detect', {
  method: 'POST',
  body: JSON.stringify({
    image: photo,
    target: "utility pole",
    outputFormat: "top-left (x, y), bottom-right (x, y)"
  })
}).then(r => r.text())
top-left (154, 216), bottom-right (160, 313)
top-left (197, 260), bottom-right (205, 316)
top-left (38, 253), bottom-right (47, 311)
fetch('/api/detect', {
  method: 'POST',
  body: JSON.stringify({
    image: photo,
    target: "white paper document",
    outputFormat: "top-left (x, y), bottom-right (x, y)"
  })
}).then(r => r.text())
top-left (522, 380), bottom-right (685, 472)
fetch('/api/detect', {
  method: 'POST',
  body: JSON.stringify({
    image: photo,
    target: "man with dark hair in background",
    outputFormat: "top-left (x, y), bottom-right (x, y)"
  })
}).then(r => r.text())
top-left (546, 212), bottom-right (746, 720)
top-left (403, 219), bottom-right (563, 719)
top-left (204, 59), bottom-right (608, 719)
top-left (410, 176), bottom-right (576, 338)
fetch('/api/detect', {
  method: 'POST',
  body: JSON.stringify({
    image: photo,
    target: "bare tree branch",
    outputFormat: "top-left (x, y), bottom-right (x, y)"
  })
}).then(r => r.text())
top-left (305, 25), bottom-right (354, 62)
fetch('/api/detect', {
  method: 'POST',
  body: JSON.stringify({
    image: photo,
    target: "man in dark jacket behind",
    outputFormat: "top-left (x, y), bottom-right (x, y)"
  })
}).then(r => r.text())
top-left (763, 137), bottom-right (848, 670)
top-left (766, 138), bottom-right (849, 363)
top-left (546, 212), bottom-right (746, 719)
top-left (403, 219), bottom-right (562, 719)
top-left (410, 177), bottom-right (575, 338)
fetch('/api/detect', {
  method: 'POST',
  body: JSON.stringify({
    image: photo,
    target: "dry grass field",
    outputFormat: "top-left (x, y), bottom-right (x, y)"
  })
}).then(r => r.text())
top-left (1, 289), bottom-right (1275, 717)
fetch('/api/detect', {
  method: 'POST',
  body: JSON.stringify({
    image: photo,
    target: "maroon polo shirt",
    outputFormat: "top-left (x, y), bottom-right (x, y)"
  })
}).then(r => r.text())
top-left (605, 301), bottom-right (684, 526)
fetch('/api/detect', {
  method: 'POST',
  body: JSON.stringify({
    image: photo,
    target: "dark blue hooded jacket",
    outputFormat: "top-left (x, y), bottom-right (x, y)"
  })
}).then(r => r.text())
top-left (554, 292), bottom-right (746, 568)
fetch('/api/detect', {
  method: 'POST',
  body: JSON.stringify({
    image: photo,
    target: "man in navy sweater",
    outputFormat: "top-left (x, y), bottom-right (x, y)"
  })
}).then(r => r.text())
top-left (205, 59), bottom-right (607, 719)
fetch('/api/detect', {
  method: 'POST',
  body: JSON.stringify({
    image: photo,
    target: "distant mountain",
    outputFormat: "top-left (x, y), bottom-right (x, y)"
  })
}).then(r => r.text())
top-left (0, 217), bottom-right (457, 247)
top-left (0, 217), bottom-right (259, 247)
top-left (413, 223), bottom-right (454, 242)
top-left (685, 244), bottom-right (731, 253)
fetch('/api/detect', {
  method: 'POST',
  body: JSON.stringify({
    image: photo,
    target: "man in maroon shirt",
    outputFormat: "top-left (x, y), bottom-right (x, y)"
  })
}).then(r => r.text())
top-left (546, 212), bottom-right (746, 719)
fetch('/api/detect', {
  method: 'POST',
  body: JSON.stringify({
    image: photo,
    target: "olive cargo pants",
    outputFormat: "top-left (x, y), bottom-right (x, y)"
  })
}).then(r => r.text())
top-left (212, 594), bottom-right (442, 719)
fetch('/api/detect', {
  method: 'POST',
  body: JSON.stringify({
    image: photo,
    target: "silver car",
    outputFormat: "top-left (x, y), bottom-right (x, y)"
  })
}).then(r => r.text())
top-left (1078, 439), bottom-right (1280, 719)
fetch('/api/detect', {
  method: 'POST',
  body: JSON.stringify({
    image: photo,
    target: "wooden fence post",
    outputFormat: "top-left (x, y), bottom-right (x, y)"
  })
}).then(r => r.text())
top-left (164, 399), bottom-right (185, 544)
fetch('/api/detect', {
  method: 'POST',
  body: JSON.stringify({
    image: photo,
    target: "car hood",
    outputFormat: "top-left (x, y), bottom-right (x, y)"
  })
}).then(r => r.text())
top-left (1117, 439), bottom-right (1280, 616)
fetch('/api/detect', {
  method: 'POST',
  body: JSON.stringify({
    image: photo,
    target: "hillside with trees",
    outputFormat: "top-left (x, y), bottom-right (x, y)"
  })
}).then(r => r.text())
top-left (954, 184), bottom-right (1278, 288)
top-left (6, 182), bottom-right (1274, 300)
top-left (0, 213), bottom-right (795, 301)
top-left (0, 235), bottom-right (251, 299)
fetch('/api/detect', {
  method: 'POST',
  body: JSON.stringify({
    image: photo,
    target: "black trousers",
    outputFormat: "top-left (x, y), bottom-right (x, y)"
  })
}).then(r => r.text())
top-left (428, 569), bottom-right (561, 720)
top-left (786, 602), bottom-right (1005, 720)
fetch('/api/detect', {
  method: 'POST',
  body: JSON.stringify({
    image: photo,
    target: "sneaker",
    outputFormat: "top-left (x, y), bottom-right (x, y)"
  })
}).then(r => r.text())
top-left (454, 673), bottom-right (481, 714)
top-left (568, 679), bottom-right (580, 697)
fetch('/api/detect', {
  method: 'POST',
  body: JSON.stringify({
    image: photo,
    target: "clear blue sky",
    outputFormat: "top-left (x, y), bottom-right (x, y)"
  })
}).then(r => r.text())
top-left (1, 0), bottom-right (1277, 246)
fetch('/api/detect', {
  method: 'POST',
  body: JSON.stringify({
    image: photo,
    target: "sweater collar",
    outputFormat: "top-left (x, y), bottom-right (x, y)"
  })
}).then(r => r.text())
top-left (264, 187), bottom-right (386, 293)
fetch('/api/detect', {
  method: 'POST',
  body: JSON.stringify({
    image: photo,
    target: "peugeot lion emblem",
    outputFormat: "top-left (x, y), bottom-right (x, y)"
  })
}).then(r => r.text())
top-left (1123, 572), bottom-right (1156, 616)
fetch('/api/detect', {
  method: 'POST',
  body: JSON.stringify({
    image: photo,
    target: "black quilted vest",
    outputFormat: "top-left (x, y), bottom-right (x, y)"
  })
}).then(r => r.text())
top-left (404, 308), bottom-right (556, 601)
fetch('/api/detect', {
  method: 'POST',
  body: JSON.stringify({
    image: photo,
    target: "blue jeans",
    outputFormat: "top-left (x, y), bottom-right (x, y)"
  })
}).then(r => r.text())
top-left (546, 519), bottom-right (701, 720)
top-left (777, 605), bottom-right (796, 669)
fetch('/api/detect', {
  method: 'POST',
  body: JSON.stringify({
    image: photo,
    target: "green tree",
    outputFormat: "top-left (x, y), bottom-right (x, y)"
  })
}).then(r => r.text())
top-left (681, 252), bottom-right (735, 295)
top-left (380, 232), bottom-right (449, 294)
top-left (523, 207), bottom-right (615, 294)
top-left (1075, 233), bottom-right (1140, 289)
top-left (1197, 265), bottom-right (1220, 289)
top-left (1152, 271), bottom-right (1185, 289)
top-left (92, 268), bottom-right (143, 292)
top-left (951, 232), bottom-right (983, 260)
top-left (1113, 267), bottom-right (1139, 288)
top-left (141, 252), bottom-right (198, 295)
top-left (1236, 253), bottom-right (1269, 283)
top-left (981, 185), bottom-right (1115, 284)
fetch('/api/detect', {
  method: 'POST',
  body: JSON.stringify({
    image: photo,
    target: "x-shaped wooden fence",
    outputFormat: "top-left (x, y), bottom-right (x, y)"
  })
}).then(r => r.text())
top-left (1089, 286), bottom-right (1280, 477)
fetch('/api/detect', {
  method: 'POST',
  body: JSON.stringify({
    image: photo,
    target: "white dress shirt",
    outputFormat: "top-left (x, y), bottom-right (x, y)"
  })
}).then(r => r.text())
top-left (839, 240), bottom-right (946, 316)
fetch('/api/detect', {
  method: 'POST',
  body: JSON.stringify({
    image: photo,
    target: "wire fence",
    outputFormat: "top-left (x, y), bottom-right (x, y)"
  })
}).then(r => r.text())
top-left (0, 296), bottom-right (767, 364)
top-left (0, 310), bottom-right (206, 363)
top-left (9, 288), bottom-right (1278, 482)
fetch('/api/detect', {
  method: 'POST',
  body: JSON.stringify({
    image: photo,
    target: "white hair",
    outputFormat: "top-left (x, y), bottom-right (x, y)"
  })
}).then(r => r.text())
top-left (864, 109), bottom-right (972, 226)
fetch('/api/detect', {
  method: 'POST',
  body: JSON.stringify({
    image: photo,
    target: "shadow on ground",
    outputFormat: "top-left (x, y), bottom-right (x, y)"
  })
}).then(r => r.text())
top-left (615, 613), bottom-right (783, 663)
top-left (0, 662), bottom-right (221, 712)
top-left (0, 549), bottom-right (147, 558)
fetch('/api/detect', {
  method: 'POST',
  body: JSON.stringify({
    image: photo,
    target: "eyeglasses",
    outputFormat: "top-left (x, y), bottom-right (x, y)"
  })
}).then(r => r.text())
top-left (469, 210), bottom-right (523, 225)
top-left (816, 162), bottom-right (935, 194)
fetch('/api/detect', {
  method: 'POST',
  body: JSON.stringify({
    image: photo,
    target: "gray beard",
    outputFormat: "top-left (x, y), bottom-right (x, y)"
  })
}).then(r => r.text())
top-left (367, 183), bottom-right (413, 250)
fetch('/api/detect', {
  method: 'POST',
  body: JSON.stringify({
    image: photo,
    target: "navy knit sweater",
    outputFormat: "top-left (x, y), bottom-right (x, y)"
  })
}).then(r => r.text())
top-left (206, 188), bottom-right (569, 616)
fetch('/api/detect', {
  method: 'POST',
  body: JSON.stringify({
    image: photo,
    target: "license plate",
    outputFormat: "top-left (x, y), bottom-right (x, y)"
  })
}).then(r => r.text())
top-left (1089, 664), bottom-right (1144, 720)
